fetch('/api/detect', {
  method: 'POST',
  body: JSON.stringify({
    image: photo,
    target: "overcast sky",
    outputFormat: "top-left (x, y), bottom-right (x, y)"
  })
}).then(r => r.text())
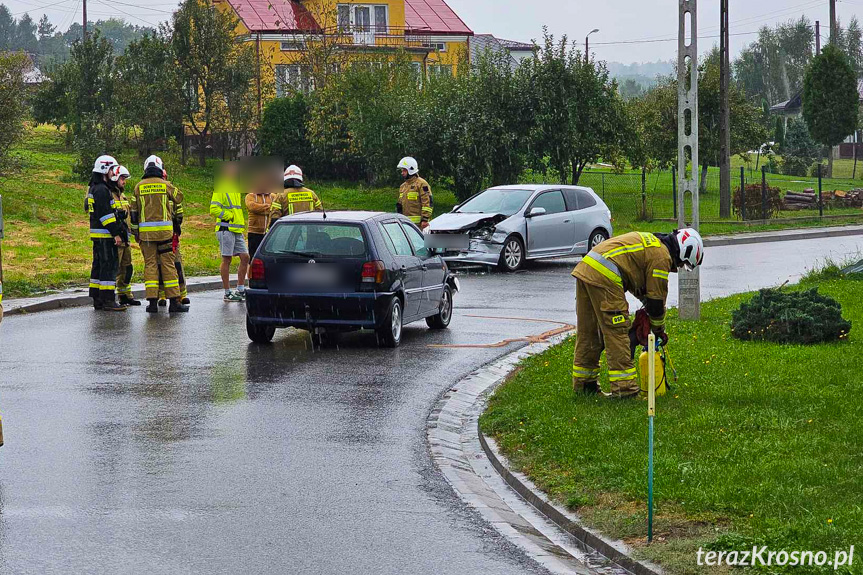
top-left (3, 0), bottom-right (860, 63)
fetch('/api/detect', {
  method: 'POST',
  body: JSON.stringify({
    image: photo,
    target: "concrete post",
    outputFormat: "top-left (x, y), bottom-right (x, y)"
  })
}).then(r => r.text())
top-left (678, 0), bottom-right (700, 320)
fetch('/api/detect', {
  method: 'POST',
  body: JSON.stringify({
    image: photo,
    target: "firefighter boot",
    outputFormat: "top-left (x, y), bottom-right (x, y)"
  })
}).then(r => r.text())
top-left (93, 297), bottom-right (104, 310)
top-left (101, 299), bottom-right (127, 312)
top-left (119, 295), bottom-right (141, 306)
top-left (168, 298), bottom-right (189, 313)
top-left (146, 298), bottom-right (159, 313)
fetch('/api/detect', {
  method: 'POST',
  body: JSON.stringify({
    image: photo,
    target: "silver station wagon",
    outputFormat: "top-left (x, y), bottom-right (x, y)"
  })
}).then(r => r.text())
top-left (427, 185), bottom-right (613, 271)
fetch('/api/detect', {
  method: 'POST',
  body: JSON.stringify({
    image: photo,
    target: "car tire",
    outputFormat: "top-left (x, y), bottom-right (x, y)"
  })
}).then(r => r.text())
top-left (426, 285), bottom-right (453, 329)
top-left (376, 297), bottom-right (403, 348)
top-left (589, 228), bottom-right (610, 250)
top-left (498, 235), bottom-right (525, 272)
top-left (316, 331), bottom-right (340, 348)
top-left (246, 315), bottom-right (275, 343)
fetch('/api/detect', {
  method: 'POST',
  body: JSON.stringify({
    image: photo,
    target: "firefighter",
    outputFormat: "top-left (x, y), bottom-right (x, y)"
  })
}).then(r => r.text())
top-left (130, 155), bottom-right (188, 313)
top-left (571, 229), bottom-right (704, 398)
top-left (270, 165), bottom-right (323, 222)
top-left (87, 155), bottom-right (127, 312)
top-left (108, 165), bottom-right (141, 306)
top-left (157, 176), bottom-right (190, 307)
top-left (396, 157), bottom-right (433, 229)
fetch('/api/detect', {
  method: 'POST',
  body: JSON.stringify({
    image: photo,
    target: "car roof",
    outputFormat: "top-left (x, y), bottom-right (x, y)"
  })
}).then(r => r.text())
top-left (486, 184), bottom-right (596, 193)
top-left (275, 210), bottom-right (401, 223)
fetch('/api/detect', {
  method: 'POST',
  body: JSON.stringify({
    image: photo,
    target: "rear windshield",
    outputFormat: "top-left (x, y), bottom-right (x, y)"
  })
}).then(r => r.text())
top-left (263, 223), bottom-right (367, 258)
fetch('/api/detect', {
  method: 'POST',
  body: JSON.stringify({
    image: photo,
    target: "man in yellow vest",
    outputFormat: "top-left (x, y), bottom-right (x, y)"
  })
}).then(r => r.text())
top-left (130, 155), bottom-right (188, 313)
top-left (210, 162), bottom-right (249, 302)
top-left (270, 165), bottom-right (323, 222)
top-left (571, 229), bottom-right (704, 398)
top-left (396, 157), bottom-right (433, 229)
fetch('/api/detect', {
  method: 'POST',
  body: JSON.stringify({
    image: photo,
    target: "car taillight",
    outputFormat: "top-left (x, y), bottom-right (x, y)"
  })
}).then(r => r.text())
top-left (250, 258), bottom-right (266, 281)
top-left (361, 261), bottom-right (386, 284)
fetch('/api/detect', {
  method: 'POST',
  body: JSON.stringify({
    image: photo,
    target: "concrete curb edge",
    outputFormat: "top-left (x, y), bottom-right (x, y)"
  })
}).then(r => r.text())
top-left (702, 225), bottom-right (863, 247)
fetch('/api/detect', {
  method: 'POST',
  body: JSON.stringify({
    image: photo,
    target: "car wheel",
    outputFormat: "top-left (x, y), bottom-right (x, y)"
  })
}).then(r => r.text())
top-left (316, 330), bottom-right (340, 348)
top-left (246, 315), bottom-right (275, 343)
top-left (376, 297), bottom-right (403, 348)
top-left (426, 285), bottom-right (453, 329)
top-left (498, 235), bottom-right (524, 272)
top-left (589, 228), bottom-right (609, 250)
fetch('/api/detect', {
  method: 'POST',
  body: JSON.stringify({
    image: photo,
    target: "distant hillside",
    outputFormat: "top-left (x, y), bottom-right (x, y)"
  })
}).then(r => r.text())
top-left (606, 59), bottom-right (674, 88)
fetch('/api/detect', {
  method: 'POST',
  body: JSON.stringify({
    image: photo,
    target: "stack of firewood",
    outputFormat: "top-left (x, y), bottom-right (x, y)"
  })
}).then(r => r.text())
top-left (782, 189), bottom-right (818, 210)
top-left (831, 189), bottom-right (863, 208)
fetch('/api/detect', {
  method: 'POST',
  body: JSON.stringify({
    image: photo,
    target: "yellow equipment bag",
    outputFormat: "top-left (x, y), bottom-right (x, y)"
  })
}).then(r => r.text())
top-left (639, 350), bottom-right (668, 398)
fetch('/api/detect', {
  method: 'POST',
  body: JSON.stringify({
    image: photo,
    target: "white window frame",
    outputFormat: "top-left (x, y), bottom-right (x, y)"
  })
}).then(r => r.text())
top-left (336, 4), bottom-right (389, 33)
top-left (424, 41), bottom-right (446, 52)
top-left (280, 40), bottom-right (306, 51)
top-left (275, 64), bottom-right (312, 96)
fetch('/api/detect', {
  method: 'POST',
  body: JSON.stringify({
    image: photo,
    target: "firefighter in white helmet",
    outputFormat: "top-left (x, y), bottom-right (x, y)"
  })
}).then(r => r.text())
top-left (571, 229), bottom-right (704, 398)
top-left (87, 155), bottom-right (127, 311)
top-left (270, 165), bottom-right (323, 221)
top-left (396, 157), bottom-right (433, 229)
top-left (108, 165), bottom-right (140, 306)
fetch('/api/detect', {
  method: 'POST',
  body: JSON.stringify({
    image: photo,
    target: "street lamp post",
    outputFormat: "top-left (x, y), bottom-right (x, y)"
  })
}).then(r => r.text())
top-left (585, 28), bottom-right (599, 63)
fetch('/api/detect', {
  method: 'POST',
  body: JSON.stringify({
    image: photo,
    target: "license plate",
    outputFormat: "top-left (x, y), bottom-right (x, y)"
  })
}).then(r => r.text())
top-left (288, 265), bottom-right (340, 287)
top-left (426, 234), bottom-right (469, 251)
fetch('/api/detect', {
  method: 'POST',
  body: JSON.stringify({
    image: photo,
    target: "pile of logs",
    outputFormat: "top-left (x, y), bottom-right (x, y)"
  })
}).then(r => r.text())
top-left (782, 189), bottom-right (818, 210)
top-left (782, 188), bottom-right (863, 210)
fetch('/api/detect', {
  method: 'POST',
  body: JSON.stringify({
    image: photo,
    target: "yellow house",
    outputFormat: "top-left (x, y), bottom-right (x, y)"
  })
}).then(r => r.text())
top-left (215, 0), bottom-right (474, 98)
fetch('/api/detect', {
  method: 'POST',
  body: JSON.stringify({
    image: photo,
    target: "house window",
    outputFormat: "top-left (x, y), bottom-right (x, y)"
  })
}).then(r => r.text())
top-left (336, 4), bottom-right (388, 34)
top-left (275, 64), bottom-right (311, 96)
top-left (429, 64), bottom-right (453, 77)
top-left (280, 40), bottom-right (306, 51)
top-left (424, 42), bottom-right (446, 52)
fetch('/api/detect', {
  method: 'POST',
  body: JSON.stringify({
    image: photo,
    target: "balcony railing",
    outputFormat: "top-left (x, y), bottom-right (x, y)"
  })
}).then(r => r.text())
top-left (307, 25), bottom-right (433, 50)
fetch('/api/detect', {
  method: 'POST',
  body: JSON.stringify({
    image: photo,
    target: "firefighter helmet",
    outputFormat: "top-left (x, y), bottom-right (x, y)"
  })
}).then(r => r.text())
top-left (144, 155), bottom-right (164, 172)
top-left (675, 228), bottom-right (704, 271)
top-left (397, 157), bottom-right (418, 176)
top-left (110, 165), bottom-right (130, 182)
top-left (93, 155), bottom-right (118, 174)
top-left (284, 165), bottom-right (303, 182)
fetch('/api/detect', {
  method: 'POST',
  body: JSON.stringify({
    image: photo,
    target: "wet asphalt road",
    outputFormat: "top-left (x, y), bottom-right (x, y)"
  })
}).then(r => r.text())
top-left (0, 235), bottom-right (861, 575)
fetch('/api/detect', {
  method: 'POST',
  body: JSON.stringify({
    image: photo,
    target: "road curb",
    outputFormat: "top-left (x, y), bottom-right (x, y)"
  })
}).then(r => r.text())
top-left (428, 333), bottom-right (662, 575)
top-left (702, 224), bottom-right (863, 247)
top-left (3, 277), bottom-right (228, 316)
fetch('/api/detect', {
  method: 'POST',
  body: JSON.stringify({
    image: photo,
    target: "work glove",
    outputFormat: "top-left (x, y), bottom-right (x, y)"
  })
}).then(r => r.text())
top-left (653, 327), bottom-right (669, 348)
top-left (172, 233), bottom-right (179, 254)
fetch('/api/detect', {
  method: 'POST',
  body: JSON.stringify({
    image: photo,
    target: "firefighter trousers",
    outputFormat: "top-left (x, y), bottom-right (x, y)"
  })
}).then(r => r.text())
top-left (116, 243), bottom-right (134, 297)
top-left (572, 278), bottom-right (639, 397)
top-left (89, 239), bottom-right (119, 302)
top-left (140, 241), bottom-right (179, 300)
top-left (159, 248), bottom-right (187, 300)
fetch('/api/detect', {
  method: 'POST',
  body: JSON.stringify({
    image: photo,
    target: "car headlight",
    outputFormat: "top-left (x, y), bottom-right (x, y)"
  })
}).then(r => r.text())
top-left (469, 227), bottom-right (495, 241)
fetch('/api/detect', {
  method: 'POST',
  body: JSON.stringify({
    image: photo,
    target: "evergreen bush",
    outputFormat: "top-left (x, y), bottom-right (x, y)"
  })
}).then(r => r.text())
top-left (731, 288), bottom-right (851, 344)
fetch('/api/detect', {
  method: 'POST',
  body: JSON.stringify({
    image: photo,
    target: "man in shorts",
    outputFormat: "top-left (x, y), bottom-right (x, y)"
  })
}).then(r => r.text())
top-left (210, 162), bottom-right (249, 302)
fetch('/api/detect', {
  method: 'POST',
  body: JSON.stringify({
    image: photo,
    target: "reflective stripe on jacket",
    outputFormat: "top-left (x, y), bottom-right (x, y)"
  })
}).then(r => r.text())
top-left (210, 182), bottom-right (245, 232)
top-left (397, 176), bottom-right (433, 224)
top-left (270, 187), bottom-right (323, 220)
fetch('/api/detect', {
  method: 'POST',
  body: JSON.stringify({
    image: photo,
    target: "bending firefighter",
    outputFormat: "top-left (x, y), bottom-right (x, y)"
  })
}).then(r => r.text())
top-left (270, 165), bottom-right (322, 221)
top-left (87, 155), bottom-right (127, 312)
top-left (396, 157), bottom-right (432, 229)
top-left (130, 155), bottom-right (189, 313)
top-left (109, 165), bottom-right (140, 306)
top-left (571, 229), bottom-right (704, 397)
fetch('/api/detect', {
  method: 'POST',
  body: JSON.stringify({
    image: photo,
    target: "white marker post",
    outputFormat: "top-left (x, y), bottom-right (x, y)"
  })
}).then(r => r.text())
top-left (647, 333), bottom-right (656, 543)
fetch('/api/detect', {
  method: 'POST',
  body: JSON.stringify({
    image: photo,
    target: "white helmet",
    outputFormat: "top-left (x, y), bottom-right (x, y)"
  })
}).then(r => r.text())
top-left (284, 164), bottom-right (303, 182)
top-left (144, 155), bottom-right (164, 172)
top-left (397, 156), bottom-right (418, 176)
top-left (675, 228), bottom-right (704, 271)
top-left (93, 154), bottom-right (118, 174)
top-left (110, 165), bottom-right (130, 182)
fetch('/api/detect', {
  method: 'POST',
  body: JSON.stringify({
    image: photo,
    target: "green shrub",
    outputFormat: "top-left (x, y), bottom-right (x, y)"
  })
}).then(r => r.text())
top-left (731, 287), bottom-right (851, 344)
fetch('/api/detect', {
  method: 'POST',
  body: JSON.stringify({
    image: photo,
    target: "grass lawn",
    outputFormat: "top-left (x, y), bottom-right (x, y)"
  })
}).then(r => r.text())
top-left (2, 126), bottom-right (863, 298)
top-left (480, 273), bottom-right (863, 574)
top-left (0, 126), bottom-right (458, 298)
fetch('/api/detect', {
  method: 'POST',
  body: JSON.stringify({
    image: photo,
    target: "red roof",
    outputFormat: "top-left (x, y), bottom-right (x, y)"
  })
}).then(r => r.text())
top-left (405, 0), bottom-right (473, 35)
top-left (225, 0), bottom-right (319, 32)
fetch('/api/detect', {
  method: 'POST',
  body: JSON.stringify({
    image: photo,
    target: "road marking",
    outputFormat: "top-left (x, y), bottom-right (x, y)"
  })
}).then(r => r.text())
top-left (428, 315), bottom-right (574, 349)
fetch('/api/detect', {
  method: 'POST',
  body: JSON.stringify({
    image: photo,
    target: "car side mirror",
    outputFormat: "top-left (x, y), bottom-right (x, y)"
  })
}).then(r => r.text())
top-left (451, 205), bottom-right (460, 213)
top-left (527, 207), bottom-right (547, 218)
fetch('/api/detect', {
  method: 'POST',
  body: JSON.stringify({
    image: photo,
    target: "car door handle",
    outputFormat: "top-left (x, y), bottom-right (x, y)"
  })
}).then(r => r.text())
top-left (564, 219), bottom-right (571, 223)
top-left (421, 264), bottom-right (428, 270)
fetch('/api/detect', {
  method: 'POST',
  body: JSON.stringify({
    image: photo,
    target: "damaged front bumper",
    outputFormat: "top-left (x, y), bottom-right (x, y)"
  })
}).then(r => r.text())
top-left (440, 238), bottom-right (504, 266)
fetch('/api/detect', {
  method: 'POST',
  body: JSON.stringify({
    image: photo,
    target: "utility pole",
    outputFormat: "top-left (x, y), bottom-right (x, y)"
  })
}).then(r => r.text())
top-left (82, 0), bottom-right (87, 38)
top-left (830, 0), bottom-right (837, 44)
top-left (719, 0), bottom-right (731, 219)
top-left (816, 20), bottom-right (821, 55)
top-left (678, 0), bottom-right (700, 320)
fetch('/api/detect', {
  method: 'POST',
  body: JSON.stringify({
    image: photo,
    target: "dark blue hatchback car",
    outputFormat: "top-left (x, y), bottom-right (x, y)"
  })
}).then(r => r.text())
top-left (245, 211), bottom-right (459, 347)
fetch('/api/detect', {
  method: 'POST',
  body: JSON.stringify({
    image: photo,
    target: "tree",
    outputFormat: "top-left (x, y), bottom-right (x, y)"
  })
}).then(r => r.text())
top-left (14, 13), bottom-right (37, 54)
top-left (781, 118), bottom-right (819, 176)
top-left (803, 44), bottom-right (859, 178)
top-left (116, 28), bottom-right (183, 155)
top-left (626, 78), bottom-right (677, 171)
top-left (37, 14), bottom-right (54, 40)
top-left (619, 78), bottom-right (645, 100)
top-left (259, 93), bottom-right (312, 170)
top-left (172, 0), bottom-right (256, 165)
top-left (0, 51), bottom-right (29, 174)
top-left (0, 5), bottom-right (16, 51)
